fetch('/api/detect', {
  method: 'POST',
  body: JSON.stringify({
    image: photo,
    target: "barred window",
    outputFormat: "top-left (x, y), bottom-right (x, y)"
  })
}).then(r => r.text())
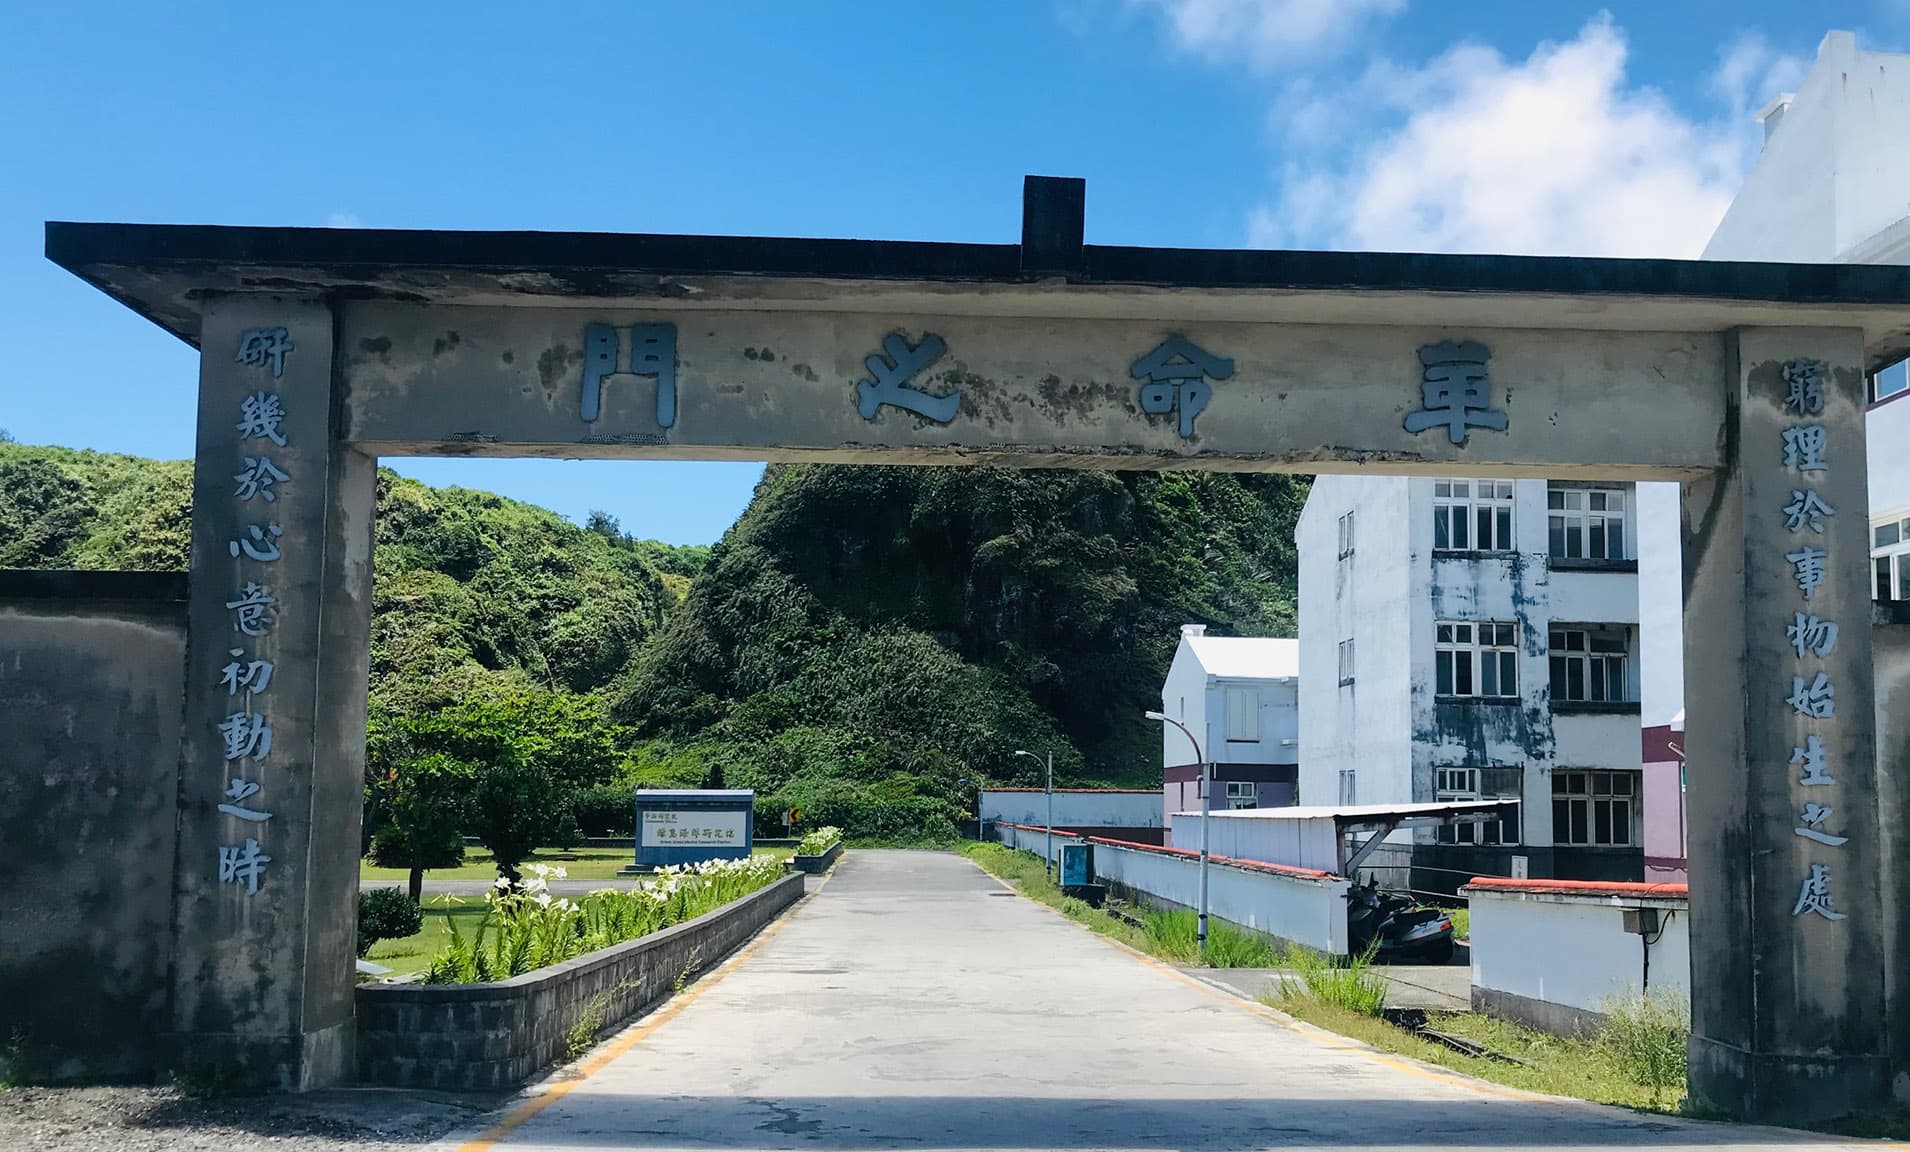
top-left (1549, 486), bottom-right (1627, 560)
top-left (1434, 479), bottom-right (1514, 551)
top-left (1549, 627), bottom-right (1631, 703)
top-left (1435, 621), bottom-right (1518, 699)
top-left (1434, 766), bottom-right (1521, 845)
top-left (1225, 781), bottom-right (1258, 810)
top-left (1552, 770), bottom-right (1637, 846)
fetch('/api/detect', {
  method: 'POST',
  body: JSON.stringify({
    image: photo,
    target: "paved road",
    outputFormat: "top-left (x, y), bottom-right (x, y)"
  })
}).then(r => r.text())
top-left (453, 850), bottom-right (1865, 1151)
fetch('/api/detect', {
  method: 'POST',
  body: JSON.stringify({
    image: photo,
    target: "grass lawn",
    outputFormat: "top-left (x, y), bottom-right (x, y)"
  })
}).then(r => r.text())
top-left (360, 845), bottom-right (792, 885)
top-left (362, 895), bottom-right (487, 978)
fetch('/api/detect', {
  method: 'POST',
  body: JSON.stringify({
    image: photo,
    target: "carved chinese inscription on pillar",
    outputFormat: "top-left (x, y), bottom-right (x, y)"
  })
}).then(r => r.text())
top-left (215, 330), bottom-right (295, 896)
top-left (1777, 357), bottom-right (1847, 922)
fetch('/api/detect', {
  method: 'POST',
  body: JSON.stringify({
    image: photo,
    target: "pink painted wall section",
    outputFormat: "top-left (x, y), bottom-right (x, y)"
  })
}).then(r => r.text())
top-left (1640, 722), bottom-right (1687, 882)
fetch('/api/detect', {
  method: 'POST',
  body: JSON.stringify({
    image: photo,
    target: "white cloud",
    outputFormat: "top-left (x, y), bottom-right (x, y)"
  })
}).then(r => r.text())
top-left (1250, 17), bottom-right (1808, 258)
top-left (1136, 0), bottom-right (1407, 63)
top-left (324, 211), bottom-right (364, 229)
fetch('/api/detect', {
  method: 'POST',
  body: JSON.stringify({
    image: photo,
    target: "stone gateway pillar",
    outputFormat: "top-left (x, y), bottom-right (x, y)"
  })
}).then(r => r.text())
top-left (165, 295), bottom-right (376, 1090)
top-left (1682, 327), bottom-right (1885, 1121)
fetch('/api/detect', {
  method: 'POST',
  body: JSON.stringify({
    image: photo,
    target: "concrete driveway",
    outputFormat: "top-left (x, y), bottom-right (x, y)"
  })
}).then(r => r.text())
top-left (449, 849), bottom-right (1866, 1151)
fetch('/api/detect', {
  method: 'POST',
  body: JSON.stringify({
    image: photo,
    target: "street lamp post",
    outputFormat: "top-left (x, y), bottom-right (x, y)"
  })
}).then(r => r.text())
top-left (1146, 709), bottom-right (1209, 957)
top-left (1013, 749), bottom-right (1053, 877)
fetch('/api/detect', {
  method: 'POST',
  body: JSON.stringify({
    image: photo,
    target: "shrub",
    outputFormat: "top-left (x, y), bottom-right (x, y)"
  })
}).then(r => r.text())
top-left (357, 888), bottom-right (424, 958)
top-left (1599, 989), bottom-right (1688, 1089)
top-left (1275, 945), bottom-right (1388, 1016)
top-left (575, 784), bottom-right (635, 837)
top-left (796, 826), bottom-right (842, 856)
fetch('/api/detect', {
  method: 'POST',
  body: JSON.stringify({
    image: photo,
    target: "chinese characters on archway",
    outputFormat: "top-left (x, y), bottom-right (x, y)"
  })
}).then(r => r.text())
top-left (215, 327), bottom-right (294, 897)
top-left (572, 322), bottom-right (1502, 445)
top-left (1776, 358), bottom-right (1848, 923)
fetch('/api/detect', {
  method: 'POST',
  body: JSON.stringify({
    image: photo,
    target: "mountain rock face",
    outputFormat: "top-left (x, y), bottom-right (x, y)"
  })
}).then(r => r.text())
top-left (610, 464), bottom-right (1305, 836)
top-left (1, 444), bottom-right (1303, 838)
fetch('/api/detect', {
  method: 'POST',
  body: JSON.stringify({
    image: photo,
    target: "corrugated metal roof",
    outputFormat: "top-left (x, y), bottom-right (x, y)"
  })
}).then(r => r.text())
top-left (1170, 800), bottom-right (1512, 823)
top-left (1185, 634), bottom-right (1299, 680)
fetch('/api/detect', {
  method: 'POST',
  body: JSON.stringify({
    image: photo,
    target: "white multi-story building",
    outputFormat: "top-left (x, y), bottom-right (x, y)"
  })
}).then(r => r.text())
top-left (1295, 476), bottom-right (1645, 891)
top-left (1636, 30), bottom-right (1910, 881)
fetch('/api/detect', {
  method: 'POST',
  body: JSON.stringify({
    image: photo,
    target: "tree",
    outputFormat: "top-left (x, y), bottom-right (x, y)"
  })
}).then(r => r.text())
top-left (466, 757), bottom-right (568, 883)
top-left (366, 752), bottom-right (473, 902)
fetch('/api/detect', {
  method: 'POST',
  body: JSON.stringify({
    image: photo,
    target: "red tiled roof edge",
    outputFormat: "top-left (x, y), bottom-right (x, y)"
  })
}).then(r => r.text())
top-left (1461, 876), bottom-right (1689, 899)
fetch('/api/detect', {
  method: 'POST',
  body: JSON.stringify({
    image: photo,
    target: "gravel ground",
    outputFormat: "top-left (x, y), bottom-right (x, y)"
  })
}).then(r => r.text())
top-left (0, 1084), bottom-right (502, 1152)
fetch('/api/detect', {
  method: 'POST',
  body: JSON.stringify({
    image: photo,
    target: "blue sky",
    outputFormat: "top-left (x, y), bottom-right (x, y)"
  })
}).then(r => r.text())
top-left (3, 1), bottom-right (1904, 544)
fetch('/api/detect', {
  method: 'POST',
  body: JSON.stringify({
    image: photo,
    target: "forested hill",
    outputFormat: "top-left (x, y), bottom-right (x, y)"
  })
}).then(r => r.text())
top-left (0, 443), bottom-right (704, 711)
top-left (609, 465), bottom-right (1307, 833)
top-left (1, 442), bottom-right (1305, 839)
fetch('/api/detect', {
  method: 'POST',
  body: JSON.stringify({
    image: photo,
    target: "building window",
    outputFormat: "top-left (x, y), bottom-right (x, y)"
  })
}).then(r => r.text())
top-left (1552, 770), bottom-right (1637, 847)
top-left (1434, 766), bottom-right (1521, 845)
top-left (1338, 638), bottom-right (1355, 686)
top-left (1875, 516), bottom-right (1910, 602)
top-left (1549, 627), bottom-right (1631, 703)
top-left (1338, 510), bottom-right (1356, 559)
top-left (1224, 686), bottom-right (1259, 742)
top-left (1433, 479), bottom-right (1514, 551)
top-left (1225, 781), bottom-right (1258, 810)
top-left (1873, 359), bottom-right (1908, 404)
top-left (1338, 770), bottom-right (1357, 805)
top-left (1549, 486), bottom-right (1627, 560)
top-left (1435, 621), bottom-right (1519, 699)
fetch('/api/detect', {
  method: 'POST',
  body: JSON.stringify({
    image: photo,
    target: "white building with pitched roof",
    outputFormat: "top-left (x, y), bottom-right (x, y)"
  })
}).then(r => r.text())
top-left (1158, 625), bottom-right (1300, 834)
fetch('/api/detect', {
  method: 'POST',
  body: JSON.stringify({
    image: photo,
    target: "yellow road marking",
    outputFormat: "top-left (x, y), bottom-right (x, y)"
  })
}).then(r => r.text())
top-left (455, 869), bottom-right (833, 1152)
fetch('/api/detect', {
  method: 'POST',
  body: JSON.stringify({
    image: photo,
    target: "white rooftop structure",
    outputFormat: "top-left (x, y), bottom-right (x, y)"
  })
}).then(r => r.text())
top-left (1179, 631), bottom-right (1299, 680)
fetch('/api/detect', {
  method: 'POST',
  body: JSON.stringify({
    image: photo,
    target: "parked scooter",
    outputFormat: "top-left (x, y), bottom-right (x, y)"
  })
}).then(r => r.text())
top-left (1345, 876), bottom-right (1456, 964)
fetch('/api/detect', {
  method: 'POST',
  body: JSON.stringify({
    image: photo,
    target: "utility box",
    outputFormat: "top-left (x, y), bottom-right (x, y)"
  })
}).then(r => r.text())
top-left (1058, 842), bottom-right (1091, 887)
top-left (630, 789), bottom-right (755, 871)
top-left (1622, 907), bottom-right (1662, 935)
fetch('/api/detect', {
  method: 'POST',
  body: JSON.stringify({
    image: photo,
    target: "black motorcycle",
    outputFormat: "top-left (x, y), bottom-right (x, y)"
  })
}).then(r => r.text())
top-left (1345, 876), bottom-right (1456, 964)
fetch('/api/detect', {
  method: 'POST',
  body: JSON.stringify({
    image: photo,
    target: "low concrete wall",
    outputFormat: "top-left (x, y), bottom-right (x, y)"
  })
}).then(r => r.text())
top-left (1464, 878), bottom-right (1689, 1036)
top-left (0, 571), bottom-right (188, 1082)
top-left (791, 840), bottom-right (843, 874)
top-left (357, 872), bottom-right (804, 1089)
top-left (991, 822), bottom-right (1350, 955)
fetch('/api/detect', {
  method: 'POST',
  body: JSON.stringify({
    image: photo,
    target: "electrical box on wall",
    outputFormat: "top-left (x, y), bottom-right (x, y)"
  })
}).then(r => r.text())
top-left (1622, 907), bottom-right (1662, 935)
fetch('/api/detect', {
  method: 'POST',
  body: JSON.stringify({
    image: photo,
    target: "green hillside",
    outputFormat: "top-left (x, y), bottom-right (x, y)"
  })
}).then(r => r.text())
top-left (0, 443), bottom-right (1305, 840)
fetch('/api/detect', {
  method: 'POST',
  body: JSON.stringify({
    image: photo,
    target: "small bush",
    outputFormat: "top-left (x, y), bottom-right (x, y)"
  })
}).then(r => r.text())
top-left (1599, 989), bottom-right (1688, 1089)
top-left (1276, 945), bottom-right (1388, 1016)
top-left (357, 888), bottom-right (424, 958)
top-left (574, 784), bottom-right (635, 838)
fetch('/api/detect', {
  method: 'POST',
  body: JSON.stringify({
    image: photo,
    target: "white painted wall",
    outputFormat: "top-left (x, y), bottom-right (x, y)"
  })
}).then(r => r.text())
top-left (1297, 475), bottom-right (1415, 809)
top-left (1160, 628), bottom-right (1210, 769)
top-left (1166, 811), bottom-right (1344, 873)
top-left (1089, 839), bottom-right (1351, 955)
top-left (1207, 676), bottom-right (1300, 766)
top-left (1636, 482), bottom-right (1686, 734)
top-left (1469, 887), bottom-right (1690, 1015)
top-left (980, 791), bottom-right (1163, 828)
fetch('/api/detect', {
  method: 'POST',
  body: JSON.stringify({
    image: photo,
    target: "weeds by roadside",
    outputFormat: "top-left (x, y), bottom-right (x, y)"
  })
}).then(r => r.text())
top-left (1274, 945), bottom-right (1387, 1016)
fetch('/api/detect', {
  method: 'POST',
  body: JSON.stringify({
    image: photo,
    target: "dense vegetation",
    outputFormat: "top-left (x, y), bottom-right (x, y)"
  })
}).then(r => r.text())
top-left (1, 442), bottom-right (1304, 847)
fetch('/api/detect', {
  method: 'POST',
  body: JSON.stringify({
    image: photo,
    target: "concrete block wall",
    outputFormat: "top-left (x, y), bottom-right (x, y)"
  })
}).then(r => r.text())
top-left (357, 872), bottom-right (803, 1089)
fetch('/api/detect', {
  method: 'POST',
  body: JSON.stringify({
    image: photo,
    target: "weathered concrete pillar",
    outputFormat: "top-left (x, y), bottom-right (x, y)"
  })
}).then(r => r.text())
top-left (1875, 602), bottom-right (1910, 1102)
top-left (165, 295), bottom-right (376, 1090)
top-left (1681, 327), bottom-right (1885, 1121)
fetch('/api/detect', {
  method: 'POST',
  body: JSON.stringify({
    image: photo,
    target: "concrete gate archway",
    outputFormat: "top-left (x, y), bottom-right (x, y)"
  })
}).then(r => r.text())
top-left (45, 176), bottom-right (1910, 1122)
